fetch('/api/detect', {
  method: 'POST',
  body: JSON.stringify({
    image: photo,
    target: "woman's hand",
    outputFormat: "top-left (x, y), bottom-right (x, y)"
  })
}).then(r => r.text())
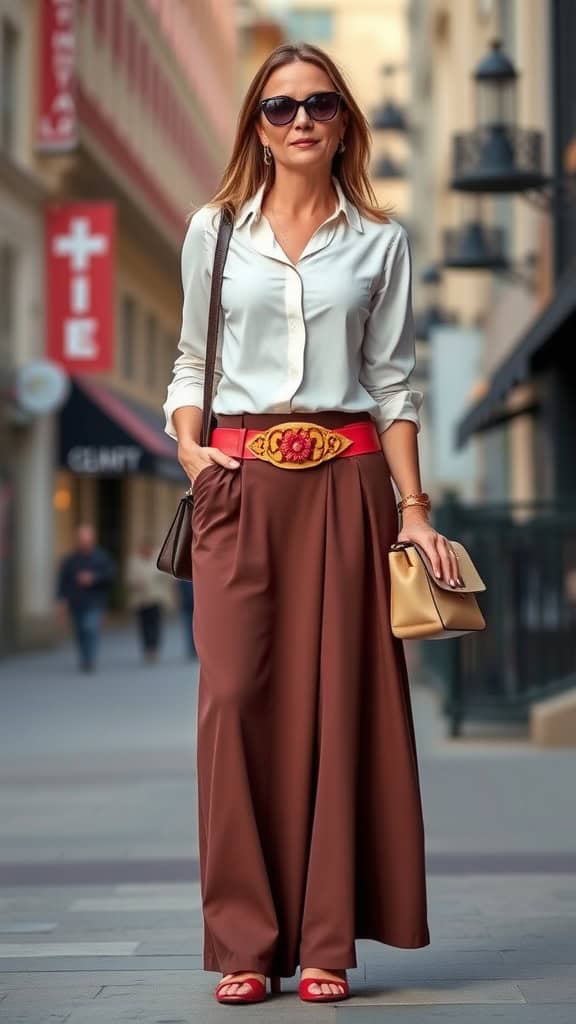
top-left (397, 510), bottom-right (464, 588)
top-left (177, 440), bottom-right (240, 484)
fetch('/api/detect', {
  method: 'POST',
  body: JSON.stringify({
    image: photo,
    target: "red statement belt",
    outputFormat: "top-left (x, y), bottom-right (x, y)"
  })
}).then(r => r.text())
top-left (210, 420), bottom-right (380, 470)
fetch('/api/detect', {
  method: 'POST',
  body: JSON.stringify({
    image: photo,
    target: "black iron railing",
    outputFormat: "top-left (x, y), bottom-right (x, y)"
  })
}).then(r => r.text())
top-left (450, 125), bottom-right (547, 192)
top-left (424, 498), bottom-right (576, 735)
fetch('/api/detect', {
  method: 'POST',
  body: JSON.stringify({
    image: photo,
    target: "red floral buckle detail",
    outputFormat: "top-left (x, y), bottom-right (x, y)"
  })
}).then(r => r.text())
top-left (247, 422), bottom-right (353, 469)
top-left (279, 428), bottom-right (314, 463)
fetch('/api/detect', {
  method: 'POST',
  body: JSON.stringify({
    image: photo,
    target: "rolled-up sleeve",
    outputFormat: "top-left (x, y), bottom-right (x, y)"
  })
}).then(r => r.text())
top-left (359, 225), bottom-right (424, 435)
top-left (163, 207), bottom-right (222, 440)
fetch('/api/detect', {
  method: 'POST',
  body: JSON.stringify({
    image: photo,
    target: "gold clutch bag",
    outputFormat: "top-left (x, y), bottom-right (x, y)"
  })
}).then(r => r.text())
top-left (388, 540), bottom-right (487, 640)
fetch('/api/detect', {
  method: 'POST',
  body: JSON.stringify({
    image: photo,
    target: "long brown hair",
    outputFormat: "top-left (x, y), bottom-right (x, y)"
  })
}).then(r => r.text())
top-left (203, 42), bottom-right (393, 223)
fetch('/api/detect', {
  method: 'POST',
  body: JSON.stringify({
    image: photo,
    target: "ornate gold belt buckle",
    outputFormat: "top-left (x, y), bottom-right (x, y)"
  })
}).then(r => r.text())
top-left (247, 421), bottom-right (353, 469)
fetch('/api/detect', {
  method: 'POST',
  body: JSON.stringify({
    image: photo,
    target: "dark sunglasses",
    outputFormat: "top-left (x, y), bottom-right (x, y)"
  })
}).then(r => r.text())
top-left (258, 91), bottom-right (344, 126)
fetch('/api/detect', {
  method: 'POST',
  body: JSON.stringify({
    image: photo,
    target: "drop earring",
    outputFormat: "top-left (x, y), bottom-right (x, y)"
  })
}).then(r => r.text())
top-left (263, 145), bottom-right (272, 166)
top-left (337, 138), bottom-right (346, 154)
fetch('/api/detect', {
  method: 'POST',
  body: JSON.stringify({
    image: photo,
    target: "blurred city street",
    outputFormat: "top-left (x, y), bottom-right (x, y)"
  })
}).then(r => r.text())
top-left (1, 626), bottom-right (576, 1022)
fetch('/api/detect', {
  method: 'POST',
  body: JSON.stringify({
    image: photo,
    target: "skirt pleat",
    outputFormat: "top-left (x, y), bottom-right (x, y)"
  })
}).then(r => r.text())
top-left (192, 410), bottom-right (430, 977)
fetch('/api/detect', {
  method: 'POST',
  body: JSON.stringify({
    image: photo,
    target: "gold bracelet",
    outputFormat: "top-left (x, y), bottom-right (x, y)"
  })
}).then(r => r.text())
top-left (399, 501), bottom-right (431, 515)
top-left (397, 491), bottom-right (431, 512)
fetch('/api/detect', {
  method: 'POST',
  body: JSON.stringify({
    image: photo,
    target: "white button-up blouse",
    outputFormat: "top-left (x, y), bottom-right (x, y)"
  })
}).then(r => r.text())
top-left (163, 176), bottom-right (424, 440)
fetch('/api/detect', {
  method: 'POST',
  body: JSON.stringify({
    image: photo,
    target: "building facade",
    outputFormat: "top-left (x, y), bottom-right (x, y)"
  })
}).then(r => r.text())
top-left (0, 0), bottom-right (237, 651)
top-left (408, 0), bottom-right (576, 741)
top-left (409, 0), bottom-right (576, 508)
top-left (455, 0), bottom-right (576, 506)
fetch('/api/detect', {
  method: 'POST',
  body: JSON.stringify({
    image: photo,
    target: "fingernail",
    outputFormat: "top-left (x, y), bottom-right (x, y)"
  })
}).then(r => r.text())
top-left (228, 459), bottom-right (240, 468)
top-left (450, 578), bottom-right (455, 586)
top-left (435, 571), bottom-right (441, 578)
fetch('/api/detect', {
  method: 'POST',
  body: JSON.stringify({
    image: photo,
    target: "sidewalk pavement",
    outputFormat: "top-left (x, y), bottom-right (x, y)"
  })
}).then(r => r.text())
top-left (0, 623), bottom-right (575, 1022)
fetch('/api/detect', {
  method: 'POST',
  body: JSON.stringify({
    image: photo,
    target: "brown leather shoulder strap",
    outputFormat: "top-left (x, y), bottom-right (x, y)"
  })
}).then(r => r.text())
top-left (202, 208), bottom-right (233, 446)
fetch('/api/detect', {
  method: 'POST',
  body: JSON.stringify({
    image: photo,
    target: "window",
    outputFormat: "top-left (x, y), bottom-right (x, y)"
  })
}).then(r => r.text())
top-left (285, 8), bottom-right (334, 43)
top-left (0, 244), bottom-right (16, 368)
top-left (120, 295), bottom-right (136, 378)
top-left (145, 313), bottom-right (157, 390)
top-left (1, 18), bottom-right (19, 154)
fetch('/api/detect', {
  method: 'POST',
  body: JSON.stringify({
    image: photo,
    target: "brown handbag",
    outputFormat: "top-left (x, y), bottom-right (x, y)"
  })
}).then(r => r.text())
top-left (388, 539), bottom-right (487, 639)
top-left (156, 209), bottom-right (233, 580)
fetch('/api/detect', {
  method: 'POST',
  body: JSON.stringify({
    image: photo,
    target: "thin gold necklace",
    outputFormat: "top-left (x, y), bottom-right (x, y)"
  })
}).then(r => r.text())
top-left (264, 199), bottom-right (338, 246)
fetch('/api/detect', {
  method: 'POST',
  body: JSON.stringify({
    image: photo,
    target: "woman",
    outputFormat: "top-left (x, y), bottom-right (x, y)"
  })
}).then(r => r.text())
top-left (163, 43), bottom-right (462, 1006)
top-left (126, 537), bottom-right (174, 663)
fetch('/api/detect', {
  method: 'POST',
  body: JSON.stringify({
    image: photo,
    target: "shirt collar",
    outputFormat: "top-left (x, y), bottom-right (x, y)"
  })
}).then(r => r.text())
top-left (235, 176), bottom-right (364, 233)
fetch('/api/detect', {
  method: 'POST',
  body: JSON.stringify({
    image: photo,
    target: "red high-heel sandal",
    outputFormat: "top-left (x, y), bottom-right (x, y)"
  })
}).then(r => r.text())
top-left (215, 973), bottom-right (282, 1004)
top-left (299, 972), bottom-right (350, 1002)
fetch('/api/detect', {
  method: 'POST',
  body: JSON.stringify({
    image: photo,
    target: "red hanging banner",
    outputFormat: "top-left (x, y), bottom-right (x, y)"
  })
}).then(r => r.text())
top-left (46, 203), bottom-right (116, 373)
top-left (37, 0), bottom-right (77, 151)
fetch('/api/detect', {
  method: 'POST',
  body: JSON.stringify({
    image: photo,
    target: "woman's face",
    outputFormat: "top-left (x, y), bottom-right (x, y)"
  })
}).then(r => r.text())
top-left (256, 60), bottom-right (348, 175)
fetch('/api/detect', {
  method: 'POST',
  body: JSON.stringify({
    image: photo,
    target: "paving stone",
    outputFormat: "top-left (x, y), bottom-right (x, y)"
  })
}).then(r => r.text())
top-left (0, 942), bottom-right (139, 957)
top-left (63, 996), bottom-right (333, 1024)
top-left (336, 1008), bottom-right (576, 1023)
top-left (515, 978), bottom-right (576, 1003)
top-left (0, 1015), bottom-right (72, 1023)
top-left (68, 898), bottom-right (201, 912)
top-left (0, 971), bottom-right (192, 990)
top-left (0, 955), bottom-right (202, 973)
top-left (0, 923), bottom-right (58, 934)
top-left (112, 884), bottom-right (200, 895)
top-left (499, 948), bottom-right (576, 964)
top-left (365, 962), bottom-right (576, 982)
top-left (132, 942), bottom-right (210, 956)
top-left (0, 986), bottom-right (100, 1006)
top-left (330, 979), bottom-right (526, 1005)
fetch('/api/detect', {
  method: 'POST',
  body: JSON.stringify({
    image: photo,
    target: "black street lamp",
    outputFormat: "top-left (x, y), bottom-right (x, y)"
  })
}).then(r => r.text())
top-left (450, 41), bottom-right (550, 194)
top-left (373, 153), bottom-right (406, 179)
top-left (414, 263), bottom-right (458, 341)
top-left (441, 38), bottom-right (573, 277)
top-left (371, 62), bottom-right (409, 180)
top-left (370, 63), bottom-right (409, 133)
top-left (444, 222), bottom-right (509, 271)
top-left (372, 99), bottom-right (408, 132)
top-left (443, 199), bottom-right (539, 288)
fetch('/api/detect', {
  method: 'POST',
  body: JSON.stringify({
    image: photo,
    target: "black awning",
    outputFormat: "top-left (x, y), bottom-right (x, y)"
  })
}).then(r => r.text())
top-left (456, 266), bottom-right (576, 448)
top-left (59, 376), bottom-right (186, 483)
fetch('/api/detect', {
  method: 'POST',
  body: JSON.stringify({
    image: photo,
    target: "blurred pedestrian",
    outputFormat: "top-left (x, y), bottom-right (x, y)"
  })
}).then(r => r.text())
top-left (126, 538), bottom-right (174, 663)
top-left (162, 42), bottom-right (461, 1005)
top-left (56, 524), bottom-right (115, 673)
top-left (176, 578), bottom-right (196, 658)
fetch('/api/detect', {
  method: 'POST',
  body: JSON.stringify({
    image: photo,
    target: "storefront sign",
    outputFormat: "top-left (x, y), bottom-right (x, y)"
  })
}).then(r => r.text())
top-left (66, 446), bottom-right (143, 474)
top-left (46, 203), bottom-right (115, 372)
top-left (37, 0), bottom-right (77, 151)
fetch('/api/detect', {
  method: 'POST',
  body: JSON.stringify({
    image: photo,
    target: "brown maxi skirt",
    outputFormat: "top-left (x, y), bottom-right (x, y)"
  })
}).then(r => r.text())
top-left (191, 410), bottom-right (430, 978)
